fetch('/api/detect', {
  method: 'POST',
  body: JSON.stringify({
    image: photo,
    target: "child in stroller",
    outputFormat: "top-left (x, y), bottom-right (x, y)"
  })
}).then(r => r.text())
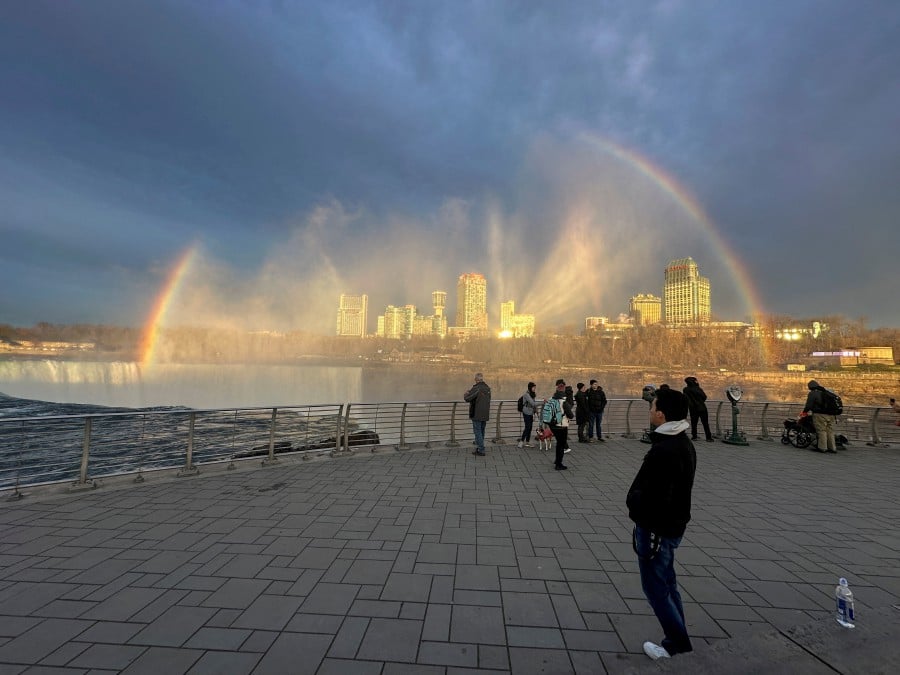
top-left (781, 412), bottom-right (848, 450)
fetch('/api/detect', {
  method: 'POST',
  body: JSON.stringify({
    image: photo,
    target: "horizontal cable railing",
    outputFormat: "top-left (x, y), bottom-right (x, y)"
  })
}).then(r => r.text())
top-left (1, 399), bottom-right (897, 494)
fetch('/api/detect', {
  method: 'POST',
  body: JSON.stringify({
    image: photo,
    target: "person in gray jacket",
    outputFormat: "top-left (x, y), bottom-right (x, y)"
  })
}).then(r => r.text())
top-left (464, 373), bottom-right (492, 456)
top-left (517, 382), bottom-right (537, 449)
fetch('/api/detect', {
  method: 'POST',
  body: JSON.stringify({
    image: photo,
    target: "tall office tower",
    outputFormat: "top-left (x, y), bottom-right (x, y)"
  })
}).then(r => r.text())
top-left (629, 293), bottom-right (662, 326)
top-left (432, 290), bottom-right (448, 337)
top-left (455, 273), bottom-right (488, 331)
top-left (664, 257), bottom-right (710, 325)
top-left (500, 300), bottom-right (515, 332)
top-left (382, 305), bottom-right (403, 339)
top-left (336, 294), bottom-right (368, 337)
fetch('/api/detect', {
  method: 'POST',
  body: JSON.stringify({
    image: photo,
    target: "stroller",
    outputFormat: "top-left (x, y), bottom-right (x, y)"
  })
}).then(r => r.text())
top-left (781, 414), bottom-right (849, 450)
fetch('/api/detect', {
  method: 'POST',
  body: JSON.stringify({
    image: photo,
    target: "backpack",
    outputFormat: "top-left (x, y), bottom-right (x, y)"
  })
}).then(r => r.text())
top-left (821, 389), bottom-right (844, 416)
top-left (541, 398), bottom-right (562, 425)
top-left (517, 396), bottom-right (525, 413)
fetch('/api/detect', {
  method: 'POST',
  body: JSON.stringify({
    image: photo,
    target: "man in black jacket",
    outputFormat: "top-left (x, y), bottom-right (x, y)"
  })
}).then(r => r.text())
top-left (574, 383), bottom-right (589, 443)
top-left (803, 379), bottom-right (836, 452)
top-left (586, 379), bottom-right (607, 442)
top-left (683, 376), bottom-right (713, 442)
top-left (627, 387), bottom-right (697, 661)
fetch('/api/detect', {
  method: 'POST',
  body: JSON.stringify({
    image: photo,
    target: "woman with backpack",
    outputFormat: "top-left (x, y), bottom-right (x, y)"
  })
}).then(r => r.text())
top-left (516, 382), bottom-right (537, 449)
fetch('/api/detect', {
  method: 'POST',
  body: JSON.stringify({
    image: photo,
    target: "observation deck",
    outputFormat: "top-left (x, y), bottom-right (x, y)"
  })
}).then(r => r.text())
top-left (1, 401), bottom-right (899, 673)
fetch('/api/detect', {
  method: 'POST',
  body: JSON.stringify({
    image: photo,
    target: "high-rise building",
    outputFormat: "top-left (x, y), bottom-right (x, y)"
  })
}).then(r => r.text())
top-left (455, 273), bottom-right (488, 333)
top-left (629, 293), bottom-right (662, 326)
top-left (432, 291), bottom-right (448, 337)
top-left (664, 257), bottom-right (710, 325)
top-left (336, 294), bottom-right (368, 337)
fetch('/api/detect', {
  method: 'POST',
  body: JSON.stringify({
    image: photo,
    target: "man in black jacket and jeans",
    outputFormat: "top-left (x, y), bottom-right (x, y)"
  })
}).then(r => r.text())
top-left (627, 387), bottom-right (697, 661)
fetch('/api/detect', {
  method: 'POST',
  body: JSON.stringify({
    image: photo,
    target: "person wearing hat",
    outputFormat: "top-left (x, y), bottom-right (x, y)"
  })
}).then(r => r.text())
top-left (683, 377), bottom-right (713, 442)
top-left (803, 380), bottom-right (836, 453)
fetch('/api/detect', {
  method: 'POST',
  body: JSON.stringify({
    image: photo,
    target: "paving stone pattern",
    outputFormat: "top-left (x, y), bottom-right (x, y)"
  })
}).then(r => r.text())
top-left (1, 437), bottom-right (899, 674)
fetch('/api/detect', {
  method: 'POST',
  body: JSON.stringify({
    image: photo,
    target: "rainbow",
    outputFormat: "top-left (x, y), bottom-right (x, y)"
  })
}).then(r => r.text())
top-left (582, 134), bottom-right (771, 364)
top-left (139, 244), bottom-right (198, 367)
top-left (583, 135), bottom-right (766, 318)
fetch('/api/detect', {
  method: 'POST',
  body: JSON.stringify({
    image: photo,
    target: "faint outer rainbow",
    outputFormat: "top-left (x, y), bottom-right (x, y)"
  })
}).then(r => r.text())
top-left (582, 134), bottom-right (770, 364)
top-left (139, 244), bottom-right (198, 367)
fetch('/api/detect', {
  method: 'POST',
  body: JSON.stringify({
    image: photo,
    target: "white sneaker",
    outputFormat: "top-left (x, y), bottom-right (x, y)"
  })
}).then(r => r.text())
top-left (516, 441), bottom-right (523, 449)
top-left (563, 448), bottom-right (571, 454)
top-left (643, 641), bottom-right (670, 660)
top-left (524, 443), bottom-right (533, 448)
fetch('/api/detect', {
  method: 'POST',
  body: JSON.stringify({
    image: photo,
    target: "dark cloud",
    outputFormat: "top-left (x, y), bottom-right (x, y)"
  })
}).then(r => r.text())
top-left (1, 0), bottom-right (898, 328)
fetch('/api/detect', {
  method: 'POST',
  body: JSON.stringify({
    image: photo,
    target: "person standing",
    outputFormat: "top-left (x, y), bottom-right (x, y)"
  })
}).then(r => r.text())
top-left (627, 387), bottom-right (697, 661)
top-left (803, 379), bottom-right (836, 453)
top-left (586, 379), bottom-right (608, 442)
top-left (464, 373), bottom-right (491, 456)
top-left (574, 383), bottom-right (589, 443)
top-left (683, 377), bottom-right (713, 442)
top-left (517, 382), bottom-right (537, 448)
top-left (891, 397), bottom-right (900, 426)
top-left (543, 379), bottom-right (573, 470)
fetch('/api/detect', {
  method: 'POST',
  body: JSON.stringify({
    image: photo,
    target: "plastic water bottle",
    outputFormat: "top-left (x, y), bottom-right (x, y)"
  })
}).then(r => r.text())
top-left (835, 577), bottom-right (855, 628)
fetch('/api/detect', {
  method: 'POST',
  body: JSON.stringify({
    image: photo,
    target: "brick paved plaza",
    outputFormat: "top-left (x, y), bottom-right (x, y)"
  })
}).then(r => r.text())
top-left (1, 436), bottom-right (899, 674)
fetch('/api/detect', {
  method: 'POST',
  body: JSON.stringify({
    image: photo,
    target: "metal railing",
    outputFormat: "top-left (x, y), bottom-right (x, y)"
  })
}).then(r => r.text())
top-left (1, 399), bottom-right (897, 495)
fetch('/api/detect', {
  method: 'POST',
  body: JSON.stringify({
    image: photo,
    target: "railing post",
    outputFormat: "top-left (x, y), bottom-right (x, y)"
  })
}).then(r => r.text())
top-left (447, 402), bottom-right (459, 447)
top-left (70, 416), bottom-right (97, 491)
top-left (758, 402), bottom-right (773, 440)
top-left (867, 408), bottom-right (882, 446)
top-left (263, 408), bottom-right (279, 465)
top-left (397, 403), bottom-right (410, 451)
top-left (178, 412), bottom-right (199, 476)
top-left (493, 401), bottom-right (504, 444)
top-left (340, 403), bottom-right (353, 454)
top-left (623, 400), bottom-right (635, 438)
top-left (714, 401), bottom-right (725, 438)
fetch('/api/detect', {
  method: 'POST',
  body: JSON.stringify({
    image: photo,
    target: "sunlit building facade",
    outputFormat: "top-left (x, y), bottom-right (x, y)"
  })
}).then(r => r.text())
top-left (455, 273), bottom-right (488, 333)
top-left (499, 300), bottom-right (535, 337)
top-left (629, 293), bottom-right (662, 326)
top-left (664, 258), bottom-right (710, 325)
top-left (431, 290), bottom-right (448, 337)
top-left (336, 294), bottom-right (368, 337)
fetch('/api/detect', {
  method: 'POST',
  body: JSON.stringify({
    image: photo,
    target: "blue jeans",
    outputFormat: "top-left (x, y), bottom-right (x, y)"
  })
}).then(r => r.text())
top-left (588, 412), bottom-right (603, 439)
top-left (633, 525), bottom-right (692, 655)
top-left (520, 414), bottom-right (534, 443)
top-left (472, 419), bottom-right (486, 453)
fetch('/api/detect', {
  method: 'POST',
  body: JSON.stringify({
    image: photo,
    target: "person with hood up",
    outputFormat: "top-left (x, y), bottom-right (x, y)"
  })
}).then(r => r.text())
top-left (683, 377), bottom-right (713, 442)
top-left (803, 379), bottom-right (836, 453)
top-left (627, 387), bottom-right (697, 661)
top-left (464, 373), bottom-right (491, 456)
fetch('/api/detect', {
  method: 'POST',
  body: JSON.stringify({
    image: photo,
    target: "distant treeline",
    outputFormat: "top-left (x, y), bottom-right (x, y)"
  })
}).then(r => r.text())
top-left (1, 318), bottom-right (898, 370)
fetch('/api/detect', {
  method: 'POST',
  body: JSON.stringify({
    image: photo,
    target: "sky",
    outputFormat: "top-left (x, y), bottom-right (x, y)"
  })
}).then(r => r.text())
top-left (1, 0), bottom-right (899, 333)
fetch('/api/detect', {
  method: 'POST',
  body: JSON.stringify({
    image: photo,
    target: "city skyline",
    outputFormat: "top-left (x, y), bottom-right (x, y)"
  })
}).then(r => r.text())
top-left (2, 3), bottom-right (899, 331)
top-left (340, 257), bottom-right (718, 337)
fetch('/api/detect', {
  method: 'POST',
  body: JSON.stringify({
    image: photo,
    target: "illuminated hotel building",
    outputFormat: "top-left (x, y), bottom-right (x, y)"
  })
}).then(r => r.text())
top-left (499, 301), bottom-right (535, 337)
top-left (664, 258), bottom-right (710, 325)
top-left (455, 273), bottom-right (488, 333)
top-left (432, 290), bottom-right (448, 337)
top-left (336, 294), bottom-right (368, 337)
top-left (629, 293), bottom-right (662, 326)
